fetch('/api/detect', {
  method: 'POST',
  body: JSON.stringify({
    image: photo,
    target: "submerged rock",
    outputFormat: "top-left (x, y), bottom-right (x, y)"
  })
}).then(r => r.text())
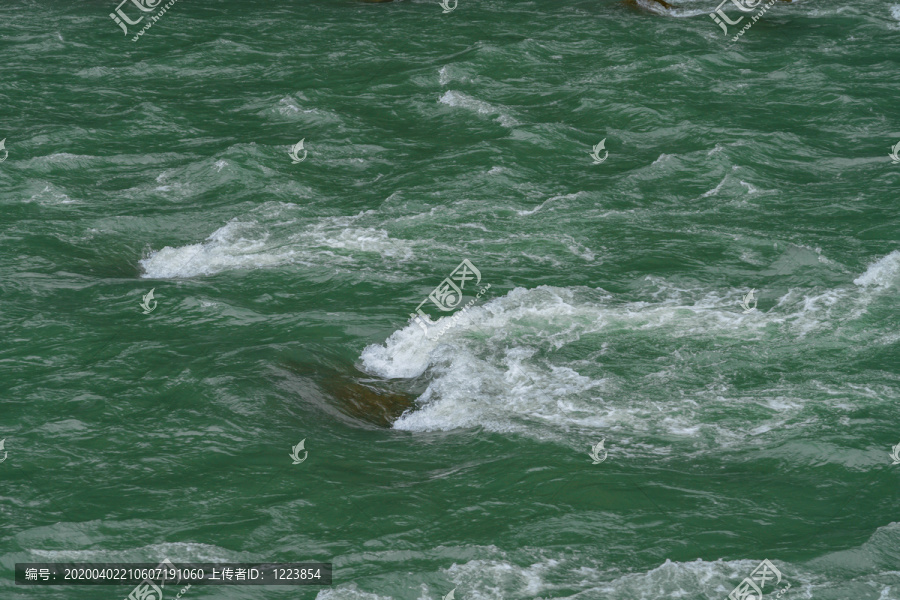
top-left (283, 359), bottom-right (416, 428)
top-left (322, 376), bottom-right (415, 428)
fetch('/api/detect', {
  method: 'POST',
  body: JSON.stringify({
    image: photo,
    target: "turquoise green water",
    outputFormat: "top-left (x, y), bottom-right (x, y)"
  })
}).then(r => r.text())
top-left (2, 0), bottom-right (899, 598)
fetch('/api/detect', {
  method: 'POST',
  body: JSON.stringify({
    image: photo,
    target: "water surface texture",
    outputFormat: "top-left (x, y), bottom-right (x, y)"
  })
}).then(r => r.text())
top-left (2, 0), bottom-right (899, 598)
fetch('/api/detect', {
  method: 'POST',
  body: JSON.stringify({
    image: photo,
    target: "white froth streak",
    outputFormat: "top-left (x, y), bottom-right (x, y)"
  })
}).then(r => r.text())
top-left (438, 90), bottom-right (518, 127)
top-left (853, 250), bottom-right (900, 288)
top-left (140, 212), bottom-right (415, 278)
top-left (316, 521), bottom-right (900, 598)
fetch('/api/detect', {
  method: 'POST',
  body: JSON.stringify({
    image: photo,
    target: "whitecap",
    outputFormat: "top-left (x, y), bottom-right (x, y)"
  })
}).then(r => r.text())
top-left (438, 91), bottom-right (518, 127)
top-left (360, 253), bottom-right (896, 450)
top-left (140, 210), bottom-right (415, 278)
top-left (853, 250), bottom-right (900, 289)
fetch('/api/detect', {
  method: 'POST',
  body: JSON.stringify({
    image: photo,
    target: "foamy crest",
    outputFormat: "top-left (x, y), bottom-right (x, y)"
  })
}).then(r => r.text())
top-left (359, 320), bottom-right (446, 380)
top-left (140, 219), bottom-right (277, 278)
top-left (633, 0), bottom-right (710, 17)
top-left (362, 285), bottom-right (760, 438)
top-left (361, 255), bottom-right (895, 448)
top-left (439, 91), bottom-right (518, 127)
top-left (312, 526), bottom-right (900, 599)
top-left (316, 587), bottom-right (392, 600)
top-left (853, 250), bottom-right (900, 289)
top-left (438, 65), bottom-right (472, 86)
top-left (306, 216), bottom-right (414, 259)
top-left (140, 210), bottom-right (415, 278)
top-left (26, 183), bottom-right (77, 205)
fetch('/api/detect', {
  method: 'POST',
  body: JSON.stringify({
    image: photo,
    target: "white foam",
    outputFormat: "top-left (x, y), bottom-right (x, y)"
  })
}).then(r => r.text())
top-left (561, 235), bottom-right (597, 261)
top-left (633, 0), bottom-right (672, 15)
top-left (315, 524), bottom-right (900, 598)
top-left (45, 152), bottom-right (96, 163)
top-left (306, 216), bottom-right (414, 259)
top-left (634, 0), bottom-right (710, 18)
top-left (26, 184), bottom-right (77, 205)
top-left (277, 97), bottom-right (300, 113)
top-left (438, 91), bottom-right (518, 127)
top-left (363, 285), bottom-right (759, 439)
top-left (592, 558), bottom-right (797, 598)
top-left (437, 66), bottom-right (473, 86)
top-left (318, 554), bottom-right (802, 600)
top-left (76, 66), bottom-right (113, 78)
top-left (140, 209), bottom-right (415, 278)
top-left (361, 253), bottom-right (895, 449)
top-left (360, 321), bottom-right (442, 380)
top-left (316, 587), bottom-right (392, 600)
top-left (739, 180), bottom-right (759, 194)
top-left (518, 193), bottom-right (582, 217)
top-left (140, 219), bottom-right (276, 278)
top-left (853, 250), bottom-right (900, 289)
top-left (700, 176), bottom-right (727, 198)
